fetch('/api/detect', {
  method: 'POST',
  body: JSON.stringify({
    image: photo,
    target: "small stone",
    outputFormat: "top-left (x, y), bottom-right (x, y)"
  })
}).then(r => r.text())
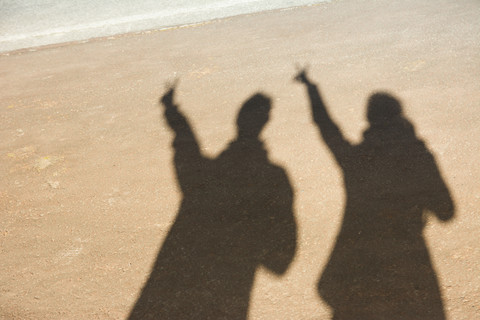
top-left (48, 181), bottom-right (60, 189)
top-left (35, 157), bottom-right (53, 170)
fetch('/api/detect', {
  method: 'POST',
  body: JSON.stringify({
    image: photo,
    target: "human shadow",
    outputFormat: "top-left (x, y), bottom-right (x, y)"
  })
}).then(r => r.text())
top-left (295, 70), bottom-right (455, 320)
top-left (129, 84), bottom-right (297, 319)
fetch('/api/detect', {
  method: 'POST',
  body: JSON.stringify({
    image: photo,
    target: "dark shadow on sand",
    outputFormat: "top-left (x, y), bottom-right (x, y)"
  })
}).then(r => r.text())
top-left (296, 70), bottom-right (455, 320)
top-left (129, 85), bottom-right (297, 319)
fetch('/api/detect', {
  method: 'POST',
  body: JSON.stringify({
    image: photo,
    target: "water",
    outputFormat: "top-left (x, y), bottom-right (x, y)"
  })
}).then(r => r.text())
top-left (0, 0), bottom-right (329, 52)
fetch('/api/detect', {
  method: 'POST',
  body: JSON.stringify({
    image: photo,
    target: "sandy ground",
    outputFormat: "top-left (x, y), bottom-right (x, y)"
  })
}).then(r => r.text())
top-left (1, 0), bottom-right (479, 319)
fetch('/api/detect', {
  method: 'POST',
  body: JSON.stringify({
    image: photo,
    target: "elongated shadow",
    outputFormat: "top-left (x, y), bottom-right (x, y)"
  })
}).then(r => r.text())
top-left (129, 85), bottom-right (297, 319)
top-left (296, 70), bottom-right (455, 320)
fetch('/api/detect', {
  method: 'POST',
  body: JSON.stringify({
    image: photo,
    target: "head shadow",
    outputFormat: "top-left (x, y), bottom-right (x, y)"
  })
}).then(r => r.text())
top-left (366, 92), bottom-right (402, 125)
top-left (236, 93), bottom-right (271, 139)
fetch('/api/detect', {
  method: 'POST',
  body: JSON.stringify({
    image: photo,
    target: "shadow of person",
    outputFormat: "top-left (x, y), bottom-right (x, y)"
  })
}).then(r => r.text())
top-left (295, 70), bottom-right (455, 320)
top-left (129, 84), bottom-right (297, 319)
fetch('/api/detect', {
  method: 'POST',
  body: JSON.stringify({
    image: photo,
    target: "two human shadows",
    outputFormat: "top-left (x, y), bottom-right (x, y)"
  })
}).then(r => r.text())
top-left (130, 72), bottom-right (454, 319)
